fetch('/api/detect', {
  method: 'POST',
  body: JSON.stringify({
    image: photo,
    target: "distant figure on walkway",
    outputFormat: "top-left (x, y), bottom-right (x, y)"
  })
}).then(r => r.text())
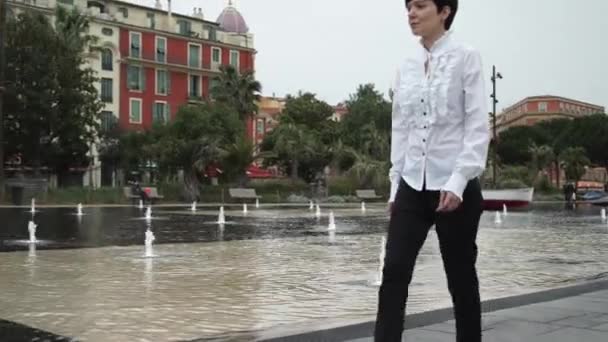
top-left (130, 180), bottom-right (149, 204)
top-left (563, 182), bottom-right (575, 203)
top-left (375, 1), bottom-right (490, 342)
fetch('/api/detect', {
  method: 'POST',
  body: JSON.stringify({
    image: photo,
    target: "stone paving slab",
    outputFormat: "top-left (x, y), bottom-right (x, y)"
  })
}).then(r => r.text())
top-left (345, 289), bottom-right (608, 341)
top-left (258, 281), bottom-right (608, 342)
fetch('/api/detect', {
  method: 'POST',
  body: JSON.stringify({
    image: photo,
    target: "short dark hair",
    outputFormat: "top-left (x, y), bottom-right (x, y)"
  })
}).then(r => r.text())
top-left (406, 0), bottom-right (459, 30)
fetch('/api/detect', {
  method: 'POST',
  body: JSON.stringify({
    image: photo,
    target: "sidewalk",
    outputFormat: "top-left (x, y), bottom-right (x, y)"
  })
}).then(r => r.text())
top-left (257, 280), bottom-right (608, 342)
top-left (349, 288), bottom-right (608, 342)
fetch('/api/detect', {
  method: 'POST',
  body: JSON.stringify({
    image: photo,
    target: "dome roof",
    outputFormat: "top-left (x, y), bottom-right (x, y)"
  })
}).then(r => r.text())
top-left (216, 1), bottom-right (249, 34)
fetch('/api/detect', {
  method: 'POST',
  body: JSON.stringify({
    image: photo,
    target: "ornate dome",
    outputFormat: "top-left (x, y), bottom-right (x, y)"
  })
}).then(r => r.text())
top-left (216, 1), bottom-right (249, 34)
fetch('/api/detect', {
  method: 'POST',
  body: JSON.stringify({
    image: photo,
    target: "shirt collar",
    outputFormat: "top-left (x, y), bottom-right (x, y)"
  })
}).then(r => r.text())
top-left (419, 30), bottom-right (453, 55)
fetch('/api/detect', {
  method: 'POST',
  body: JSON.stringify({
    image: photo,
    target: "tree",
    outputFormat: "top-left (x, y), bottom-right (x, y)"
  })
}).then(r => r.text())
top-left (222, 136), bottom-right (257, 185)
top-left (281, 92), bottom-right (334, 129)
top-left (263, 120), bottom-right (316, 180)
top-left (528, 143), bottom-right (554, 184)
top-left (147, 103), bottom-right (242, 199)
top-left (211, 65), bottom-right (261, 121)
top-left (4, 9), bottom-right (101, 181)
top-left (564, 114), bottom-right (608, 172)
top-left (561, 146), bottom-right (590, 190)
top-left (341, 84), bottom-right (391, 151)
top-left (50, 7), bottom-right (102, 183)
top-left (496, 126), bottom-right (539, 165)
top-left (4, 11), bottom-right (59, 174)
top-left (260, 93), bottom-right (336, 182)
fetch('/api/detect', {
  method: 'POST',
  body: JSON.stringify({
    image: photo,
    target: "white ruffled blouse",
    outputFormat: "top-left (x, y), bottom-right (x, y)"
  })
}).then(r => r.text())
top-left (389, 31), bottom-right (490, 202)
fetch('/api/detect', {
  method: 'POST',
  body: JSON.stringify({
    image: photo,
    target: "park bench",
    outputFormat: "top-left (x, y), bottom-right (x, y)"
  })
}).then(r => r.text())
top-left (356, 189), bottom-right (382, 201)
top-left (229, 188), bottom-right (261, 203)
top-left (124, 186), bottom-right (164, 204)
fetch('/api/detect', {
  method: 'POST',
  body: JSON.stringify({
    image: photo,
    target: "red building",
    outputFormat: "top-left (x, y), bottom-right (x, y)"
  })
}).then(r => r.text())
top-left (496, 95), bottom-right (605, 133)
top-left (116, 1), bottom-right (255, 131)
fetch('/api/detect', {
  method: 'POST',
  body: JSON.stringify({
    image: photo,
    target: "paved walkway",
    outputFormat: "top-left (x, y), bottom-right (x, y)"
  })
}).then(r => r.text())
top-left (257, 280), bottom-right (608, 342)
top-left (348, 289), bottom-right (608, 342)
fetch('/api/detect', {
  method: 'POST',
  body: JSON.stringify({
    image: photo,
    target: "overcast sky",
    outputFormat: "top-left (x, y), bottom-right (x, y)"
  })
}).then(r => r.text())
top-left (132, 0), bottom-right (608, 111)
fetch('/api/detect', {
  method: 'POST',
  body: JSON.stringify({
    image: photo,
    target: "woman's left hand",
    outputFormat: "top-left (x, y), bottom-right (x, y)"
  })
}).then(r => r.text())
top-left (437, 191), bottom-right (461, 212)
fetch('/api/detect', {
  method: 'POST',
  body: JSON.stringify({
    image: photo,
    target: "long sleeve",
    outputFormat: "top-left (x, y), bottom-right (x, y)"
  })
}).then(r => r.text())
top-left (442, 49), bottom-right (490, 200)
top-left (388, 68), bottom-right (408, 202)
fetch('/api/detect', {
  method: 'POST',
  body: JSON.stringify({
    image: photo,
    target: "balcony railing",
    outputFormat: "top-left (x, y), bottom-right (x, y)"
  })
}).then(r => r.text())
top-left (123, 51), bottom-right (218, 73)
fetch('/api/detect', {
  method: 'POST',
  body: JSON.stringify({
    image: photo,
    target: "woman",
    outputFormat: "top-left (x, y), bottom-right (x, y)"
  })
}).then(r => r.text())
top-left (375, 0), bottom-right (490, 341)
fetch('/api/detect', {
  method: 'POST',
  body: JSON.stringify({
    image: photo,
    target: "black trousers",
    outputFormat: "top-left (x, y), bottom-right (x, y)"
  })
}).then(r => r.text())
top-left (374, 179), bottom-right (483, 342)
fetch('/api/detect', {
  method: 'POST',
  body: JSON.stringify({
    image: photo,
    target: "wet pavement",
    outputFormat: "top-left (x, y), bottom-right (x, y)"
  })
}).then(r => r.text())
top-left (0, 203), bottom-right (606, 341)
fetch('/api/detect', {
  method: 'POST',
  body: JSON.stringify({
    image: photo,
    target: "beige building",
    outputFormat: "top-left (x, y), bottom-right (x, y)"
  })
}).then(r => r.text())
top-left (496, 95), bottom-right (605, 133)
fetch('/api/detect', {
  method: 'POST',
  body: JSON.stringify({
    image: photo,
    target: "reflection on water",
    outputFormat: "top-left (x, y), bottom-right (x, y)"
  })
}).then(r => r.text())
top-left (0, 203), bottom-right (606, 341)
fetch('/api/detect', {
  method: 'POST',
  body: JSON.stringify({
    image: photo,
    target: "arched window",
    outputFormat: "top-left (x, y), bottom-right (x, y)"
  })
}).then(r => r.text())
top-left (101, 49), bottom-right (113, 71)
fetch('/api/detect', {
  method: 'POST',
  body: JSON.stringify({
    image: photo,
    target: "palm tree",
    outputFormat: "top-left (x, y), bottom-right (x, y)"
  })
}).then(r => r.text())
top-left (270, 122), bottom-right (316, 180)
top-left (346, 149), bottom-right (390, 190)
top-left (560, 147), bottom-right (590, 192)
top-left (211, 65), bottom-right (261, 121)
top-left (528, 143), bottom-right (554, 185)
top-left (55, 6), bottom-right (98, 51)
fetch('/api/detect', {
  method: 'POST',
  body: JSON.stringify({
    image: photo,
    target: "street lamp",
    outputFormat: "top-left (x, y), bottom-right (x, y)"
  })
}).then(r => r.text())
top-left (0, 0), bottom-right (7, 200)
top-left (490, 65), bottom-right (503, 187)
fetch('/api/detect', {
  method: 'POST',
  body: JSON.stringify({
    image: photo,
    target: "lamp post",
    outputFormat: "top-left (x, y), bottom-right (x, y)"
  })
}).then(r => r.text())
top-left (0, 0), bottom-right (7, 200)
top-left (490, 65), bottom-right (503, 187)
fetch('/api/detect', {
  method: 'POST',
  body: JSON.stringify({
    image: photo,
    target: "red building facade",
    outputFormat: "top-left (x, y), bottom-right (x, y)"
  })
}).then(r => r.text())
top-left (118, 29), bottom-right (254, 130)
top-left (105, 1), bottom-right (256, 131)
top-left (496, 95), bottom-right (605, 133)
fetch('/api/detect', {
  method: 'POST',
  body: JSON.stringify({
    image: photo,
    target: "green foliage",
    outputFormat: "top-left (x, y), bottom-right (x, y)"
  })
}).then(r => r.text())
top-left (44, 187), bottom-right (124, 204)
top-left (261, 93), bottom-right (336, 182)
top-left (4, 8), bottom-right (102, 178)
top-left (498, 165), bottom-right (531, 184)
top-left (534, 174), bottom-right (555, 193)
top-left (341, 84), bottom-right (391, 153)
top-left (498, 178), bottom-right (528, 189)
top-left (211, 64), bottom-right (262, 120)
top-left (222, 136), bottom-right (256, 184)
top-left (498, 115), bottom-right (608, 170)
top-left (561, 147), bottom-right (590, 184)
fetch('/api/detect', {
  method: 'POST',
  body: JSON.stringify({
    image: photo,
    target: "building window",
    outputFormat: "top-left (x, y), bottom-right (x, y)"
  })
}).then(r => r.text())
top-left (155, 36), bottom-right (166, 63)
top-left (212, 47), bottom-right (221, 64)
top-left (118, 7), bottom-right (128, 18)
top-left (100, 78), bottom-right (113, 102)
top-left (58, 0), bottom-right (74, 5)
top-left (146, 13), bottom-right (155, 29)
top-left (256, 119), bottom-right (264, 134)
top-left (153, 102), bottom-right (169, 124)
top-left (100, 111), bottom-right (116, 132)
top-left (129, 98), bottom-right (142, 124)
top-left (130, 32), bottom-right (141, 58)
top-left (156, 69), bottom-right (169, 95)
top-left (101, 49), bottom-right (113, 71)
top-left (188, 44), bottom-right (201, 68)
top-left (538, 102), bottom-right (547, 112)
top-left (102, 28), bottom-right (113, 36)
top-left (177, 19), bottom-right (192, 35)
top-left (210, 78), bottom-right (219, 91)
top-left (189, 75), bottom-right (201, 97)
top-left (208, 26), bottom-right (217, 41)
top-left (127, 65), bottom-right (145, 91)
top-left (230, 50), bottom-right (240, 69)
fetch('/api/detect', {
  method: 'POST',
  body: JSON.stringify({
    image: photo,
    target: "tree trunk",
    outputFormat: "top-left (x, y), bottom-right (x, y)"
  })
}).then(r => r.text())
top-left (290, 159), bottom-right (299, 180)
top-left (183, 168), bottom-right (200, 202)
top-left (555, 159), bottom-right (561, 189)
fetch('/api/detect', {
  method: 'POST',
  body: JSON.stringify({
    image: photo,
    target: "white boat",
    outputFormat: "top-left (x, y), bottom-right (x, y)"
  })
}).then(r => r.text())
top-left (482, 188), bottom-right (534, 210)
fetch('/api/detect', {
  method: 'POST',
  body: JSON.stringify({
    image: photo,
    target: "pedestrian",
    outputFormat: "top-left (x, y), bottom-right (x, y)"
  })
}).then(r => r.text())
top-left (375, 1), bottom-right (490, 341)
